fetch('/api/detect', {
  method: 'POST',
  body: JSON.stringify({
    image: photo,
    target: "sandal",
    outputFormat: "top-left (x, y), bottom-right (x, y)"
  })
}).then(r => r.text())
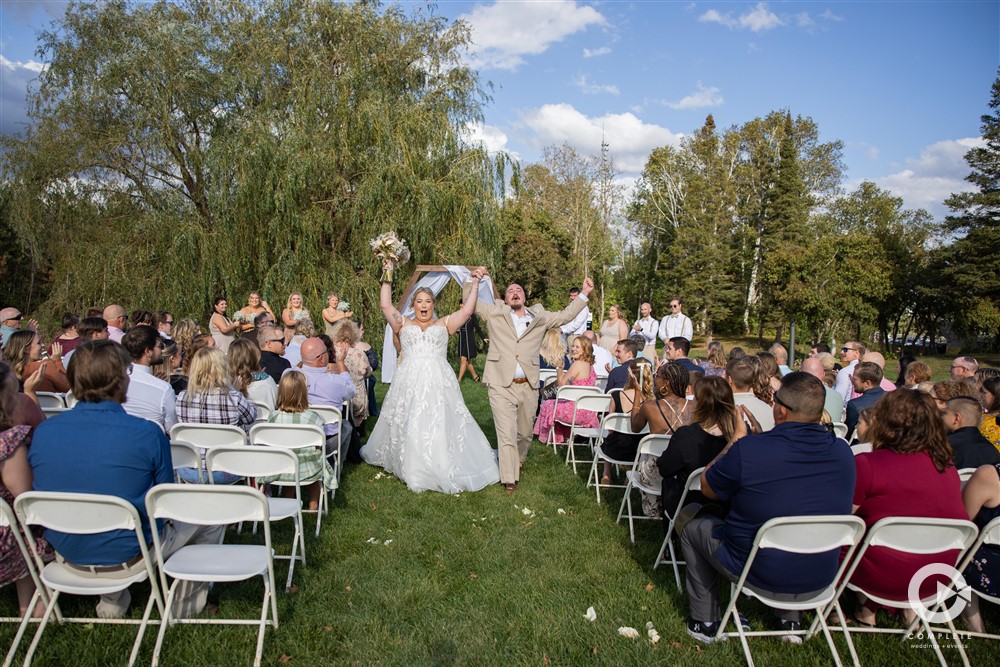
top-left (600, 475), bottom-right (611, 485)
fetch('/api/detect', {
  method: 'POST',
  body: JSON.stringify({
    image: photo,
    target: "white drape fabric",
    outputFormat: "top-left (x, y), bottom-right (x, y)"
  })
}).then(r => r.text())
top-left (380, 266), bottom-right (496, 383)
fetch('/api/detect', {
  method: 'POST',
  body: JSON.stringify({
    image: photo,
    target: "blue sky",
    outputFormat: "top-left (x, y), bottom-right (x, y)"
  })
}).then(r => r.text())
top-left (2, 1), bottom-right (998, 221)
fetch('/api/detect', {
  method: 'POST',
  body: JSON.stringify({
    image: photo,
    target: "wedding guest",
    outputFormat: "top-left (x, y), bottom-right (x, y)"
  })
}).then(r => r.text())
top-left (131, 309), bottom-right (153, 327)
top-left (181, 333), bottom-right (215, 376)
top-left (331, 320), bottom-right (370, 428)
top-left (895, 354), bottom-right (918, 388)
top-left (121, 325), bottom-right (177, 432)
top-left (539, 328), bottom-right (570, 371)
top-left (903, 361), bottom-right (932, 388)
top-left (533, 336), bottom-right (598, 445)
top-left (756, 351), bottom-right (782, 393)
top-left (171, 319), bottom-right (200, 365)
top-left (257, 325), bottom-right (291, 384)
top-left (283, 318), bottom-right (314, 368)
top-left (102, 305), bottom-right (128, 343)
top-left (62, 316), bottom-right (109, 368)
top-left (229, 338), bottom-right (277, 412)
top-left (3, 331), bottom-right (69, 393)
top-left (321, 292), bottom-right (352, 336)
top-left (960, 462), bottom-right (1000, 633)
top-left (281, 292), bottom-right (310, 343)
top-left (979, 377), bottom-right (1000, 452)
top-left (456, 299), bottom-right (486, 383)
top-left (153, 311), bottom-right (174, 342)
top-left (597, 305), bottom-right (629, 354)
top-left (699, 340), bottom-right (727, 378)
top-left (355, 324), bottom-right (380, 421)
top-left (49, 312), bottom-right (81, 357)
top-left (598, 357), bottom-right (654, 483)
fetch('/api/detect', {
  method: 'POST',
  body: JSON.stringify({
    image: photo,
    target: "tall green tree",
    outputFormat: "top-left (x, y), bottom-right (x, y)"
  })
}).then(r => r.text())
top-left (2, 0), bottom-right (507, 334)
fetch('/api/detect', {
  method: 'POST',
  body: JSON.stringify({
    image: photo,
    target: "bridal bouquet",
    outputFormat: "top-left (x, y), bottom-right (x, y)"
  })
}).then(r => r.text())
top-left (337, 300), bottom-right (351, 312)
top-left (371, 231), bottom-right (411, 282)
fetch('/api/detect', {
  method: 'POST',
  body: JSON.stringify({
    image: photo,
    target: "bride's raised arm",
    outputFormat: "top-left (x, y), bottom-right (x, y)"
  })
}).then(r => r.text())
top-left (445, 270), bottom-right (483, 335)
top-left (380, 270), bottom-right (407, 335)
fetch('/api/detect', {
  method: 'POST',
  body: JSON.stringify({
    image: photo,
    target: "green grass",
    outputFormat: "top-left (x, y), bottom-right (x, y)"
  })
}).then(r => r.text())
top-left (2, 366), bottom-right (998, 666)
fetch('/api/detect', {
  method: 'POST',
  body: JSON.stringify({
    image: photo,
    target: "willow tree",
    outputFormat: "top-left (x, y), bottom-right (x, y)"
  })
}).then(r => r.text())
top-left (2, 0), bottom-right (507, 333)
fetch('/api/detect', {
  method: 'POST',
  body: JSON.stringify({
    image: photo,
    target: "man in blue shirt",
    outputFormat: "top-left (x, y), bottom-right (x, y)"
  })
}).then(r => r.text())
top-left (30, 340), bottom-right (223, 619)
top-left (680, 372), bottom-right (855, 643)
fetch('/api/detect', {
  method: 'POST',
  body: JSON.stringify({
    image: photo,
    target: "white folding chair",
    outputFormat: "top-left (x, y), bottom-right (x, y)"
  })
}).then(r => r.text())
top-left (1, 498), bottom-right (49, 667)
top-left (850, 443), bottom-right (872, 456)
top-left (538, 369), bottom-right (557, 387)
top-left (958, 468), bottom-right (977, 491)
top-left (595, 375), bottom-right (608, 392)
top-left (565, 393), bottom-right (613, 474)
top-left (13, 492), bottom-right (164, 667)
top-left (654, 466), bottom-right (705, 588)
top-left (616, 434), bottom-right (671, 543)
top-left (145, 484), bottom-right (277, 667)
top-left (63, 392), bottom-right (78, 408)
top-left (250, 422), bottom-right (330, 535)
top-left (169, 423), bottom-right (247, 483)
top-left (547, 386), bottom-right (602, 453)
top-left (251, 401), bottom-right (272, 423)
top-left (946, 515), bottom-right (1000, 642)
top-left (34, 392), bottom-right (66, 409)
top-left (308, 404), bottom-right (344, 482)
top-left (586, 413), bottom-right (640, 504)
top-left (170, 441), bottom-right (203, 484)
top-left (206, 446), bottom-right (305, 591)
top-left (716, 515), bottom-right (867, 667)
top-left (831, 422), bottom-right (848, 440)
top-left (834, 516), bottom-right (980, 667)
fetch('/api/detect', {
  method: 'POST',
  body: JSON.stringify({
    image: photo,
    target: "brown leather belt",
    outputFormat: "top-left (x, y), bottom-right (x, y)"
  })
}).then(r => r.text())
top-left (66, 552), bottom-right (145, 573)
top-left (512, 378), bottom-right (529, 384)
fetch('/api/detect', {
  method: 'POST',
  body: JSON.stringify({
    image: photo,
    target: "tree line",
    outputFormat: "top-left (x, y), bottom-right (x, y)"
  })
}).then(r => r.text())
top-left (1, 1), bottom-right (996, 352)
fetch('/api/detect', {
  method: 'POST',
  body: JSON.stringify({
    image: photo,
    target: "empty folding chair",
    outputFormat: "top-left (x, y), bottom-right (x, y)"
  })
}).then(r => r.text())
top-left (145, 484), bottom-right (278, 667)
top-left (586, 413), bottom-right (639, 504)
top-left (1, 497), bottom-right (49, 667)
top-left (566, 393), bottom-right (613, 474)
top-left (206, 446), bottom-right (305, 591)
top-left (13, 492), bottom-right (164, 667)
top-left (547, 385), bottom-right (603, 454)
top-left (654, 466), bottom-right (705, 590)
top-left (715, 515), bottom-right (867, 667)
top-left (169, 423), bottom-right (247, 484)
top-left (835, 516), bottom-right (980, 667)
top-left (170, 441), bottom-right (203, 484)
top-left (616, 434), bottom-right (671, 543)
top-left (250, 423), bottom-right (331, 536)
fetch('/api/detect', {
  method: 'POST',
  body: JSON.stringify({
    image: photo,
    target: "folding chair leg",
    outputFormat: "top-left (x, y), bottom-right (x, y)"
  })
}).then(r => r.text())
top-left (22, 590), bottom-right (61, 667)
top-left (127, 589), bottom-right (160, 667)
top-left (668, 539), bottom-right (683, 590)
top-left (919, 616), bottom-right (949, 667)
top-left (151, 581), bottom-right (179, 667)
top-left (4, 589), bottom-right (42, 667)
top-left (732, 602), bottom-right (754, 667)
top-left (254, 580), bottom-right (270, 667)
top-left (833, 600), bottom-right (862, 667)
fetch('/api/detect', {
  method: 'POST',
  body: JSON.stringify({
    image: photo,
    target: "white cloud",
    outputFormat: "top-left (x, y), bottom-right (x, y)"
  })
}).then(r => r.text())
top-left (462, 122), bottom-right (512, 156)
top-left (871, 138), bottom-right (981, 221)
top-left (582, 46), bottom-right (611, 58)
top-left (796, 12), bottom-right (814, 28)
top-left (461, 1), bottom-right (606, 71)
top-left (520, 103), bottom-right (683, 173)
top-left (573, 74), bottom-right (620, 95)
top-left (820, 9), bottom-right (845, 22)
top-left (0, 55), bottom-right (46, 74)
top-left (665, 82), bottom-right (723, 110)
top-left (700, 2), bottom-right (783, 32)
top-left (0, 55), bottom-right (47, 136)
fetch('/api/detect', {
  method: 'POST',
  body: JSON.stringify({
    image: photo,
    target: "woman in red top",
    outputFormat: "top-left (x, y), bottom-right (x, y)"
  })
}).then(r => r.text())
top-left (850, 389), bottom-right (967, 626)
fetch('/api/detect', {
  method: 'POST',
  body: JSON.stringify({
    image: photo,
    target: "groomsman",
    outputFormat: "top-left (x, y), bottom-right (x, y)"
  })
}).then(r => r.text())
top-left (632, 302), bottom-right (658, 361)
top-left (659, 296), bottom-right (692, 348)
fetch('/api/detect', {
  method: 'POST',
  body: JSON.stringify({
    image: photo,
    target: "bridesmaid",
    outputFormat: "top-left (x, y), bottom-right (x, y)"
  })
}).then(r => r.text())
top-left (236, 291), bottom-right (273, 333)
top-left (208, 296), bottom-right (240, 353)
top-left (281, 292), bottom-right (311, 344)
top-left (598, 305), bottom-right (629, 353)
top-left (321, 292), bottom-right (353, 336)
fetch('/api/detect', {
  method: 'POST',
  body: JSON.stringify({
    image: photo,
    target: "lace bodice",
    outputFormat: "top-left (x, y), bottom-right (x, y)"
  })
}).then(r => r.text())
top-left (399, 324), bottom-right (448, 359)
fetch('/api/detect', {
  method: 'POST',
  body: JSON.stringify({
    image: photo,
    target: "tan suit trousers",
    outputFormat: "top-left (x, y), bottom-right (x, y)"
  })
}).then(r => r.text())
top-left (488, 381), bottom-right (538, 484)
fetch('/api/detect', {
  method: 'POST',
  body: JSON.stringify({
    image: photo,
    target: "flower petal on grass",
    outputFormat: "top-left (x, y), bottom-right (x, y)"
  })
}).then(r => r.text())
top-left (584, 606), bottom-right (597, 622)
top-left (617, 627), bottom-right (640, 639)
top-left (557, 508), bottom-right (566, 514)
top-left (383, 539), bottom-right (393, 545)
top-left (365, 537), bottom-right (378, 544)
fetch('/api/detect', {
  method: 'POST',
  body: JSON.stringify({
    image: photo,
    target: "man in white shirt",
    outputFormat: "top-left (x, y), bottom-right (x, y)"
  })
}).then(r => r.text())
top-left (583, 331), bottom-right (613, 378)
top-left (834, 341), bottom-right (864, 405)
top-left (658, 296), bottom-right (692, 344)
top-left (726, 356), bottom-right (774, 431)
top-left (632, 302), bottom-right (658, 361)
top-left (103, 304), bottom-right (128, 343)
top-left (121, 324), bottom-right (177, 432)
top-left (560, 287), bottom-right (590, 337)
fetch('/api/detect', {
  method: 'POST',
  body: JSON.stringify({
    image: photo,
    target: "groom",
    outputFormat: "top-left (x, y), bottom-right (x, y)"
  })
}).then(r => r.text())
top-left (469, 272), bottom-right (594, 493)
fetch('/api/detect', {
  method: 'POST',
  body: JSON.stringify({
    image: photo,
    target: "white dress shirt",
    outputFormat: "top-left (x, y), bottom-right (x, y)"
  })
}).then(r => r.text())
top-left (591, 344), bottom-right (614, 377)
top-left (659, 313), bottom-right (693, 342)
top-left (510, 309), bottom-right (535, 380)
top-left (834, 360), bottom-right (858, 405)
top-left (560, 303), bottom-right (590, 336)
top-left (108, 326), bottom-right (125, 343)
top-left (632, 317), bottom-right (659, 345)
top-left (124, 364), bottom-right (177, 431)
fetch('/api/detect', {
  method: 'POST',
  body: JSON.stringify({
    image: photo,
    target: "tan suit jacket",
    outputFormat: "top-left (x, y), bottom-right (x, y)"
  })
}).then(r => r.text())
top-left (474, 297), bottom-right (587, 389)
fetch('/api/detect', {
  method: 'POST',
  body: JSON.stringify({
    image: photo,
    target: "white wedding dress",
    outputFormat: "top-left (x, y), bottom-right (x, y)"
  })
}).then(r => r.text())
top-left (361, 324), bottom-right (500, 493)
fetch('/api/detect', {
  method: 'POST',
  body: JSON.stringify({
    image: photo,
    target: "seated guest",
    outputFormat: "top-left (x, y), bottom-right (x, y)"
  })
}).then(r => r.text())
top-left (170, 318), bottom-right (200, 363)
top-left (895, 354), bottom-right (917, 389)
top-left (229, 338), bottom-right (277, 412)
top-left (121, 325), bottom-right (177, 432)
top-left (960, 463), bottom-right (1000, 633)
top-left (980, 377), bottom-right (1000, 452)
top-left (240, 309), bottom-right (275, 350)
top-left (769, 343), bottom-right (791, 376)
top-left (293, 337), bottom-right (355, 462)
top-left (283, 318), bottom-right (314, 368)
top-left (257, 325), bottom-right (291, 384)
top-left (605, 338), bottom-right (638, 392)
top-left (854, 407), bottom-right (875, 444)
top-left (1, 307), bottom-right (28, 345)
top-left (809, 342), bottom-right (830, 357)
top-left (801, 357), bottom-right (845, 424)
top-left (49, 312), bottom-right (81, 357)
top-left (263, 371), bottom-right (337, 511)
top-left (331, 321), bottom-right (371, 429)
top-left (727, 355), bottom-right (775, 431)
top-left (532, 335), bottom-right (598, 445)
top-left (943, 396), bottom-right (1000, 470)
top-left (582, 331), bottom-right (612, 380)
top-left (658, 376), bottom-right (738, 524)
top-left (952, 355), bottom-right (979, 381)
top-left (631, 361), bottom-right (693, 518)
top-left (3, 330), bottom-right (69, 393)
top-left (29, 340), bottom-right (223, 619)
top-left (176, 347), bottom-right (256, 434)
top-left (355, 324), bottom-right (380, 422)
top-left (539, 328), bottom-right (570, 371)
top-left (152, 311), bottom-right (174, 342)
top-left (931, 378), bottom-right (978, 410)
top-left (665, 337), bottom-right (701, 377)
top-left (699, 340), bottom-right (727, 378)
top-left (861, 352), bottom-right (898, 393)
top-left (850, 389), bottom-right (968, 627)
top-left (131, 309), bottom-right (153, 327)
top-left (728, 346), bottom-right (746, 361)
top-left (598, 357), bottom-right (654, 484)
top-left (0, 362), bottom-right (47, 618)
top-left (102, 305), bottom-right (128, 343)
top-left (846, 361), bottom-right (885, 440)
top-left (681, 372), bottom-right (855, 642)
top-left (61, 316), bottom-right (109, 367)
top-left (756, 351), bottom-right (782, 393)
top-left (902, 360), bottom-right (932, 388)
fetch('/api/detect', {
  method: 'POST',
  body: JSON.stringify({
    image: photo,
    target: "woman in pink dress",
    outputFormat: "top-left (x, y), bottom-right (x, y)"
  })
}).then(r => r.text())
top-left (849, 389), bottom-right (967, 626)
top-left (533, 336), bottom-right (599, 444)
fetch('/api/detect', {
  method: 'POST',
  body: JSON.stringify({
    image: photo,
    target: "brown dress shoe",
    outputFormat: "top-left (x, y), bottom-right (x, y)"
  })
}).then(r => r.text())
top-left (504, 483), bottom-right (516, 494)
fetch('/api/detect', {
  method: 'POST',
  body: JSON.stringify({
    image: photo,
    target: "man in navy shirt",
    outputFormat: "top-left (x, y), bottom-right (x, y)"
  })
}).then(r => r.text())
top-left (604, 338), bottom-right (638, 392)
top-left (30, 340), bottom-right (223, 619)
top-left (680, 372), bottom-right (855, 643)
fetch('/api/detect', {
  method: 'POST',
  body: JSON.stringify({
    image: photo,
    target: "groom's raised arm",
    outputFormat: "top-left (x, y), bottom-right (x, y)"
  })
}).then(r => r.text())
top-left (544, 277), bottom-right (594, 327)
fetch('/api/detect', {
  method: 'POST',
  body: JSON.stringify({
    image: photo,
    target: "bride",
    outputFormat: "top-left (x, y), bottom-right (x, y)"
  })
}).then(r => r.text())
top-left (360, 268), bottom-right (500, 493)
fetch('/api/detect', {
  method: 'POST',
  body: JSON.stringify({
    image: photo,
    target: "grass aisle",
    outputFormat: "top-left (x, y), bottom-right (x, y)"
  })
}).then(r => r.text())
top-left (2, 372), bottom-right (994, 665)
